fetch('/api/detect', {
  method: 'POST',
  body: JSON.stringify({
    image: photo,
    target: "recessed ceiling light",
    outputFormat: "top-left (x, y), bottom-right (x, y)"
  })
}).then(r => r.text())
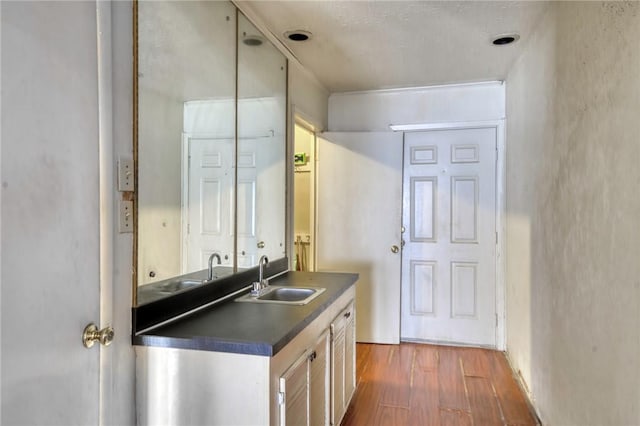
top-left (284, 30), bottom-right (312, 42)
top-left (491, 33), bottom-right (520, 46)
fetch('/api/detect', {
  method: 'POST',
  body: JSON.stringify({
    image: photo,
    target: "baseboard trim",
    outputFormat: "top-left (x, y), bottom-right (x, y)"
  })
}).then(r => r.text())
top-left (503, 352), bottom-right (544, 426)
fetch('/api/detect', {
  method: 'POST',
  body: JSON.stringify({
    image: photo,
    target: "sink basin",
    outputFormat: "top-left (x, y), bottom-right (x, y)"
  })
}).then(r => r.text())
top-left (259, 287), bottom-right (316, 302)
top-left (156, 279), bottom-right (203, 293)
top-left (235, 286), bottom-right (326, 305)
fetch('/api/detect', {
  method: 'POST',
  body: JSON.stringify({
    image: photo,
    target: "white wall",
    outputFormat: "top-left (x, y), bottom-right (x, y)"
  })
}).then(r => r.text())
top-left (328, 82), bottom-right (505, 131)
top-left (505, 2), bottom-right (640, 424)
top-left (290, 62), bottom-right (330, 130)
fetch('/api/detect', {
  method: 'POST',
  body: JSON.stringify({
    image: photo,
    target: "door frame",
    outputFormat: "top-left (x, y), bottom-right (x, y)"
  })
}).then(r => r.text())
top-left (396, 119), bottom-right (506, 350)
top-left (291, 105), bottom-right (324, 272)
top-left (292, 121), bottom-right (317, 271)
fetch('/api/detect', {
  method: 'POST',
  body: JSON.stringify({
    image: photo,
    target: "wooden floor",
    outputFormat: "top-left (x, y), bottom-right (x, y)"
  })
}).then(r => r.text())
top-left (341, 343), bottom-right (539, 426)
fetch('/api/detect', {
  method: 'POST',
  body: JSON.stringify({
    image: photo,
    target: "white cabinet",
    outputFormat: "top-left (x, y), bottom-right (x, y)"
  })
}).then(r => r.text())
top-left (331, 303), bottom-right (356, 425)
top-left (279, 330), bottom-right (330, 426)
top-left (136, 286), bottom-right (356, 426)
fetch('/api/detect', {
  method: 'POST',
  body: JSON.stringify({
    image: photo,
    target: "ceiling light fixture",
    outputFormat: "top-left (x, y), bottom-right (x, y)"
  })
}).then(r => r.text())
top-left (284, 30), bottom-right (312, 42)
top-left (491, 33), bottom-right (520, 46)
top-left (242, 34), bottom-right (264, 46)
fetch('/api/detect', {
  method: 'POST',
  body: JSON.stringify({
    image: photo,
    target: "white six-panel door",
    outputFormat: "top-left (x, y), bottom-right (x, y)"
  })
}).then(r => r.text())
top-left (317, 132), bottom-right (403, 344)
top-left (184, 136), bottom-right (235, 270)
top-left (400, 127), bottom-right (498, 347)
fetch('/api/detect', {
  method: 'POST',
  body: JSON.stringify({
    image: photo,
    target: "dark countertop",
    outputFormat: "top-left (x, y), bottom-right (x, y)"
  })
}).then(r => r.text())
top-left (133, 271), bottom-right (358, 357)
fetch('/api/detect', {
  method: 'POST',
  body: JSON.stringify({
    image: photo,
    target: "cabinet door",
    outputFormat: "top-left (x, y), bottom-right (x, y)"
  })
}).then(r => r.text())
top-left (331, 303), bottom-right (356, 425)
top-left (344, 305), bottom-right (356, 406)
top-left (331, 315), bottom-right (347, 424)
top-left (309, 330), bottom-right (330, 426)
top-left (279, 351), bottom-right (309, 426)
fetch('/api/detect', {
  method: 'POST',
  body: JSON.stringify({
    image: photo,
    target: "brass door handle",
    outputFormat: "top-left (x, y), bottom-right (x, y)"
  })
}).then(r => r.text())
top-left (82, 323), bottom-right (114, 348)
top-left (391, 245), bottom-right (400, 254)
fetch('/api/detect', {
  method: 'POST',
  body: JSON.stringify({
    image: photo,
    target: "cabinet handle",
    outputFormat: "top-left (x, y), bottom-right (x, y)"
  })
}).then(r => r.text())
top-left (344, 311), bottom-right (351, 319)
top-left (309, 351), bottom-right (317, 362)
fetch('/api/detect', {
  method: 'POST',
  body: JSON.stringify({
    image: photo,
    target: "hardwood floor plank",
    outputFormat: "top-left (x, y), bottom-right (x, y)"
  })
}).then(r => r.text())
top-left (355, 342), bottom-right (372, 383)
top-left (408, 368), bottom-right (440, 426)
top-left (488, 351), bottom-right (539, 426)
top-left (342, 380), bottom-right (377, 426)
top-left (438, 347), bottom-right (470, 412)
top-left (380, 344), bottom-right (414, 407)
top-left (460, 347), bottom-right (492, 378)
top-left (465, 376), bottom-right (504, 426)
top-left (343, 344), bottom-right (392, 426)
top-left (414, 343), bottom-right (439, 371)
top-left (361, 344), bottom-right (392, 382)
top-left (373, 405), bottom-right (409, 426)
top-left (440, 409), bottom-right (473, 426)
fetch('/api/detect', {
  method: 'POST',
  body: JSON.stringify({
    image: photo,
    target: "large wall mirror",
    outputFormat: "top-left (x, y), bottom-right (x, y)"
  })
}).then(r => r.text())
top-left (135, 1), bottom-right (287, 306)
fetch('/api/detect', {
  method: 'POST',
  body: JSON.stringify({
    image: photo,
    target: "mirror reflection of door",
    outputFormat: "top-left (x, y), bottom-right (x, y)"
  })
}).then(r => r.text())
top-left (183, 135), bottom-right (234, 272)
top-left (236, 131), bottom-right (283, 268)
top-left (181, 99), bottom-right (236, 272)
top-left (293, 123), bottom-right (316, 271)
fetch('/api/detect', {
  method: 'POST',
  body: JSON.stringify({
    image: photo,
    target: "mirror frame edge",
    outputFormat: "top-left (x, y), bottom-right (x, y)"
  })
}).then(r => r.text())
top-left (132, 0), bottom-right (139, 307)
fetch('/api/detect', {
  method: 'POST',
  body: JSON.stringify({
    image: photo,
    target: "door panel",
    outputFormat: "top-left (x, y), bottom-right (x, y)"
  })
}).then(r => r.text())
top-left (317, 132), bottom-right (403, 344)
top-left (236, 139), bottom-right (258, 267)
top-left (185, 136), bottom-right (234, 270)
top-left (401, 127), bottom-right (497, 347)
top-left (1, 1), bottom-right (104, 423)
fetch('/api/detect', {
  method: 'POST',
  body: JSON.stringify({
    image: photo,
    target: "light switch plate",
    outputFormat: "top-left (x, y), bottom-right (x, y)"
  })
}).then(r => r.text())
top-left (118, 157), bottom-right (134, 192)
top-left (119, 200), bottom-right (133, 233)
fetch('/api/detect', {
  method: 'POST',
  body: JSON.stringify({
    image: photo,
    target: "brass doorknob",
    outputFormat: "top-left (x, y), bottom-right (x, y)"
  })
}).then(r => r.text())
top-left (82, 323), bottom-right (114, 348)
top-left (391, 245), bottom-right (400, 253)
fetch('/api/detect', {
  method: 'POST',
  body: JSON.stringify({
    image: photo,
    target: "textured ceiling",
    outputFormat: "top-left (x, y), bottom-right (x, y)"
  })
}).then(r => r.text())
top-left (243, 1), bottom-right (549, 93)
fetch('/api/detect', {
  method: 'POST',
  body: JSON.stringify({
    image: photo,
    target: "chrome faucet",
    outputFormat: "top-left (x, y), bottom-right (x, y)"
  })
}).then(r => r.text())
top-left (207, 253), bottom-right (222, 282)
top-left (251, 255), bottom-right (269, 296)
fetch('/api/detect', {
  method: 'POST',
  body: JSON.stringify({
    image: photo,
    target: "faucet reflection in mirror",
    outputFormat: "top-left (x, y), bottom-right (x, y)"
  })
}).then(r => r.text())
top-left (207, 253), bottom-right (222, 283)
